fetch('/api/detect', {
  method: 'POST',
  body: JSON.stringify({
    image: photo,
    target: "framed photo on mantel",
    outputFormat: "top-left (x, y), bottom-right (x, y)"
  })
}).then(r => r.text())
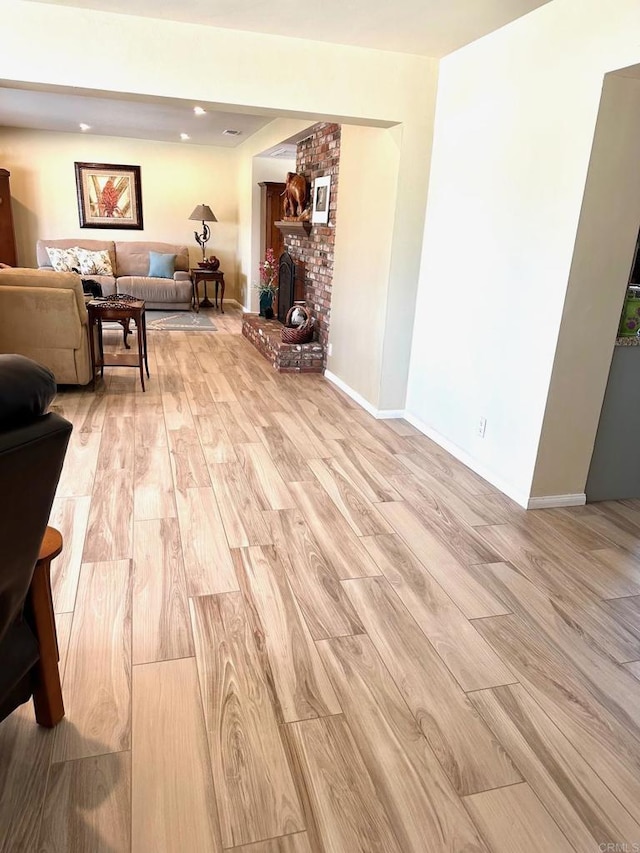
top-left (74, 162), bottom-right (144, 229)
top-left (312, 175), bottom-right (331, 225)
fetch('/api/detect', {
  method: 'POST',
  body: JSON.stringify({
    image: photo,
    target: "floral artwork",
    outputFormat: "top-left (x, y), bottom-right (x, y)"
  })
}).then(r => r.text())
top-left (74, 162), bottom-right (144, 229)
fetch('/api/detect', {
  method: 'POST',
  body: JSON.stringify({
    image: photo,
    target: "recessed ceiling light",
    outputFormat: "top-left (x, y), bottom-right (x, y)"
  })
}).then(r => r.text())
top-left (180, 133), bottom-right (190, 141)
top-left (222, 129), bottom-right (242, 136)
top-left (193, 106), bottom-right (206, 116)
top-left (79, 123), bottom-right (91, 132)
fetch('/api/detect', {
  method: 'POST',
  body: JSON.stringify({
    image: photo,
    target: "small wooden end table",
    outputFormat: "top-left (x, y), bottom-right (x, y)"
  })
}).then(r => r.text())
top-left (28, 526), bottom-right (64, 727)
top-left (87, 295), bottom-right (150, 391)
top-left (191, 268), bottom-right (225, 313)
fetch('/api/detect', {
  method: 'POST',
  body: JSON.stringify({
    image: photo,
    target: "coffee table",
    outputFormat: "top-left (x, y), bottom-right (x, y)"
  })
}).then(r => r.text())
top-left (87, 295), bottom-right (150, 391)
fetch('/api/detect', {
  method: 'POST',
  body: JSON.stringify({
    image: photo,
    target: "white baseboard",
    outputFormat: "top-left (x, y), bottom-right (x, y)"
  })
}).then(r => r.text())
top-left (526, 493), bottom-right (586, 509)
top-left (377, 409), bottom-right (406, 419)
top-left (324, 370), bottom-right (404, 419)
top-left (403, 411), bottom-right (532, 508)
top-left (323, 377), bottom-right (585, 511)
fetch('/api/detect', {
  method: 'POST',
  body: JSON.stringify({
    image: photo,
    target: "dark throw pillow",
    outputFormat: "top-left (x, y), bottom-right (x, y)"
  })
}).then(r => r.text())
top-left (0, 355), bottom-right (57, 429)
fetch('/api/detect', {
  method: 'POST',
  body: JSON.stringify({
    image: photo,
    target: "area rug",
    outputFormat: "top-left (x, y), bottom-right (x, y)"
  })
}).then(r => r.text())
top-left (145, 310), bottom-right (218, 331)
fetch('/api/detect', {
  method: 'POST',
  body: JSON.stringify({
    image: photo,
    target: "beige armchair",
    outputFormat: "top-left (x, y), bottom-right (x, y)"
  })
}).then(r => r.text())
top-left (0, 268), bottom-right (92, 385)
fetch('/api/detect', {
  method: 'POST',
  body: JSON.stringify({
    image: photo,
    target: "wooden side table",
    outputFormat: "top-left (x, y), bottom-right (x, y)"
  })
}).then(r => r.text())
top-left (84, 294), bottom-right (130, 348)
top-left (191, 268), bottom-right (225, 313)
top-left (87, 296), bottom-right (150, 391)
top-left (28, 526), bottom-right (64, 727)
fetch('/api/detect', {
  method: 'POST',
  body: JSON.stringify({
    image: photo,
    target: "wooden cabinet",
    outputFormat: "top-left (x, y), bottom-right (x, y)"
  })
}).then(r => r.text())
top-left (259, 181), bottom-right (286, 261)
top-left (0, 169), bottom-right (17, 266)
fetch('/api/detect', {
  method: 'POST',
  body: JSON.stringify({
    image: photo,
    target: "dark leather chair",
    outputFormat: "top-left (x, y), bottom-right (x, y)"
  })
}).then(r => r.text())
top-left (0, 354), bottom-right (72, 726)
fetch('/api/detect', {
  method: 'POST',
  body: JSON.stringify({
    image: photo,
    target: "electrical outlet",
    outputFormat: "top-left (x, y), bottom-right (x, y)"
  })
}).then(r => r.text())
top-left (478, 417), bottom-right (487, 438)
top-left (327, 342), bottom-right (333, 357)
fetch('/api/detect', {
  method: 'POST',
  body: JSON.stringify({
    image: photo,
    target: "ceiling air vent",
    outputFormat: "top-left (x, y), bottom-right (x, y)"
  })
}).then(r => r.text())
top-left (222, 129), bottom-right (242, 136)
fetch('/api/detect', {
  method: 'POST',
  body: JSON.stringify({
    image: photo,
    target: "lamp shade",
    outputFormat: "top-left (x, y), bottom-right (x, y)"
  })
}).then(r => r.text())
top-left (189, 204), bottom-right (217, 223)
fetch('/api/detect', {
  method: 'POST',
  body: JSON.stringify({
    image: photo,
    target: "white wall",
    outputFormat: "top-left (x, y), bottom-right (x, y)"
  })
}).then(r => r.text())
top-left (405, 0), bottom-right (640, 505)
top-left (1, 1), bottom-right (437, 410)
top-left (0, 127), bottom-right (240, 296)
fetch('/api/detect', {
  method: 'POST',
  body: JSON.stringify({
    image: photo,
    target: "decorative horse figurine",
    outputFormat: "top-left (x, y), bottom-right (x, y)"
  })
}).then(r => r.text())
top-left (282, 172), bottom-right (308, 219)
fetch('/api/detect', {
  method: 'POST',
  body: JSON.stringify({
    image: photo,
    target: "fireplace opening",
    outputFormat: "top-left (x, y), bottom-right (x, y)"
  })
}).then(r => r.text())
top-left (277, 251), bottom-right (304, 324)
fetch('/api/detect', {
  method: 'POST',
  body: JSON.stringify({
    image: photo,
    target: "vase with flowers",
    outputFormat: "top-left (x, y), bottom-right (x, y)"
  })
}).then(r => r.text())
top-left (254, 248), bottom-right (278, 317)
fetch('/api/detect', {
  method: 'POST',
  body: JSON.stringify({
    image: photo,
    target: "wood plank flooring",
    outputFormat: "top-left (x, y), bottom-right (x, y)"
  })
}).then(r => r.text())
top-left (3, 305), bottom-right (640, 851)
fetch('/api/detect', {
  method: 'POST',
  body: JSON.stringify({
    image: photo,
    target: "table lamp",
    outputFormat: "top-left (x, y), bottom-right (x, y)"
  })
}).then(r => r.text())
top-left (189, 204), bottom-right (217, 261)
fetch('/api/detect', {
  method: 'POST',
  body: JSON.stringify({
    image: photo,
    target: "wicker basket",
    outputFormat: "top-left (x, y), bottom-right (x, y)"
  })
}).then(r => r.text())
top-left (282, 305), bottom-right (314, 344)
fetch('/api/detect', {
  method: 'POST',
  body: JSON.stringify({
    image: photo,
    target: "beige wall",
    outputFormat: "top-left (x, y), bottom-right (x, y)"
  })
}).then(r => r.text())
top-left (329, 125), bottom-right (400, 405)
top-left (0, 127), bottom-right (241, 298)
top-left (405, 0), bottom-right (640, 504)
top-left (252, 155), bottom-right (295, 313)
top-left (1, 1), bottom-right (437, 410)
top-left (235, 121), bottom-right (419, 409)
top-left (531, 72), bottom-right (640, 496)
top-left (0, 2), bottom-right (428, 126)
top-left (233, 120), bottom-right (307, 311)
top-left (379, 116), bottom-right (437, 410)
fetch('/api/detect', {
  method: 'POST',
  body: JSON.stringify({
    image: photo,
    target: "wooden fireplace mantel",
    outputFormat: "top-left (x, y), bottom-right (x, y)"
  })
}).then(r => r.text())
top-left (275, 219), bottom-right (312, 238)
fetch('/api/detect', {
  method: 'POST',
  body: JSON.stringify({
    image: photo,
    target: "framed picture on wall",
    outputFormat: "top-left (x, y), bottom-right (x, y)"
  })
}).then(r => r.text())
top-left (74, 162), bottom-right (144, 229)
top-left (312, 175), bottom-right (331, 225)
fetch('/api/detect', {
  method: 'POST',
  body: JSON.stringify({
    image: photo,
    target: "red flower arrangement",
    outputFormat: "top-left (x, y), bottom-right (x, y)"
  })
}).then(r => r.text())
top-left (255, 248), bottom-right (278, 296)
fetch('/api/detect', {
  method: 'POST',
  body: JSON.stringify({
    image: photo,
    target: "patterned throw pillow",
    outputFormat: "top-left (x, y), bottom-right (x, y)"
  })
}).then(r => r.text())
top-left (46, 246), bottom-right (80, 272)
top-left (75, 248), bottom-right (114, 276)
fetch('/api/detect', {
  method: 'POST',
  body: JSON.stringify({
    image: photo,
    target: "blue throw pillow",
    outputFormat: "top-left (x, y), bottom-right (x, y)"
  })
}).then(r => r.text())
top-left (148, 251), bottom-right (176, 279)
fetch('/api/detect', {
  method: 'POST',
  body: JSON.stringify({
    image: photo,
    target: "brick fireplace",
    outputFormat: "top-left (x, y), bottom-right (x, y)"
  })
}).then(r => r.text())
top-left (283, 122), bottom-right (340, 353)
top-left (242, 121), bottom-right (340, 373)
top-left (242, 314), bottom-right (324, 373)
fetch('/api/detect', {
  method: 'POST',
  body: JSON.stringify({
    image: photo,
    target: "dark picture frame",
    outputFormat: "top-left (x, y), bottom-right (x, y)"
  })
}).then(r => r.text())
top-left (74, 162), bottom-right (144, 229)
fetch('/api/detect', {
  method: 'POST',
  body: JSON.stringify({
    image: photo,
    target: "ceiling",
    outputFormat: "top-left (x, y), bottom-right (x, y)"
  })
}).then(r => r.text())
top-left (0, 85), bottom-right (274, 147)
top-left (26, 0), bottom-right (551, 58)
top-left (3, 1), bottom-right (552, 146)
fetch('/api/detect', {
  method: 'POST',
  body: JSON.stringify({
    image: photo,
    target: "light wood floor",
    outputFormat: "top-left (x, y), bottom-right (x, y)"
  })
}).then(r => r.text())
top-left (2, 304), bottom-right (640, 852)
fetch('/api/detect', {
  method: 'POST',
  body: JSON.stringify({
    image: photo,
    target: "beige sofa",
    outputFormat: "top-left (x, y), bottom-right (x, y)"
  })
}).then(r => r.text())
top-left (36, 239), bottom-right (192, 310)
top-left (0, 268), bottom-right (93, 385)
